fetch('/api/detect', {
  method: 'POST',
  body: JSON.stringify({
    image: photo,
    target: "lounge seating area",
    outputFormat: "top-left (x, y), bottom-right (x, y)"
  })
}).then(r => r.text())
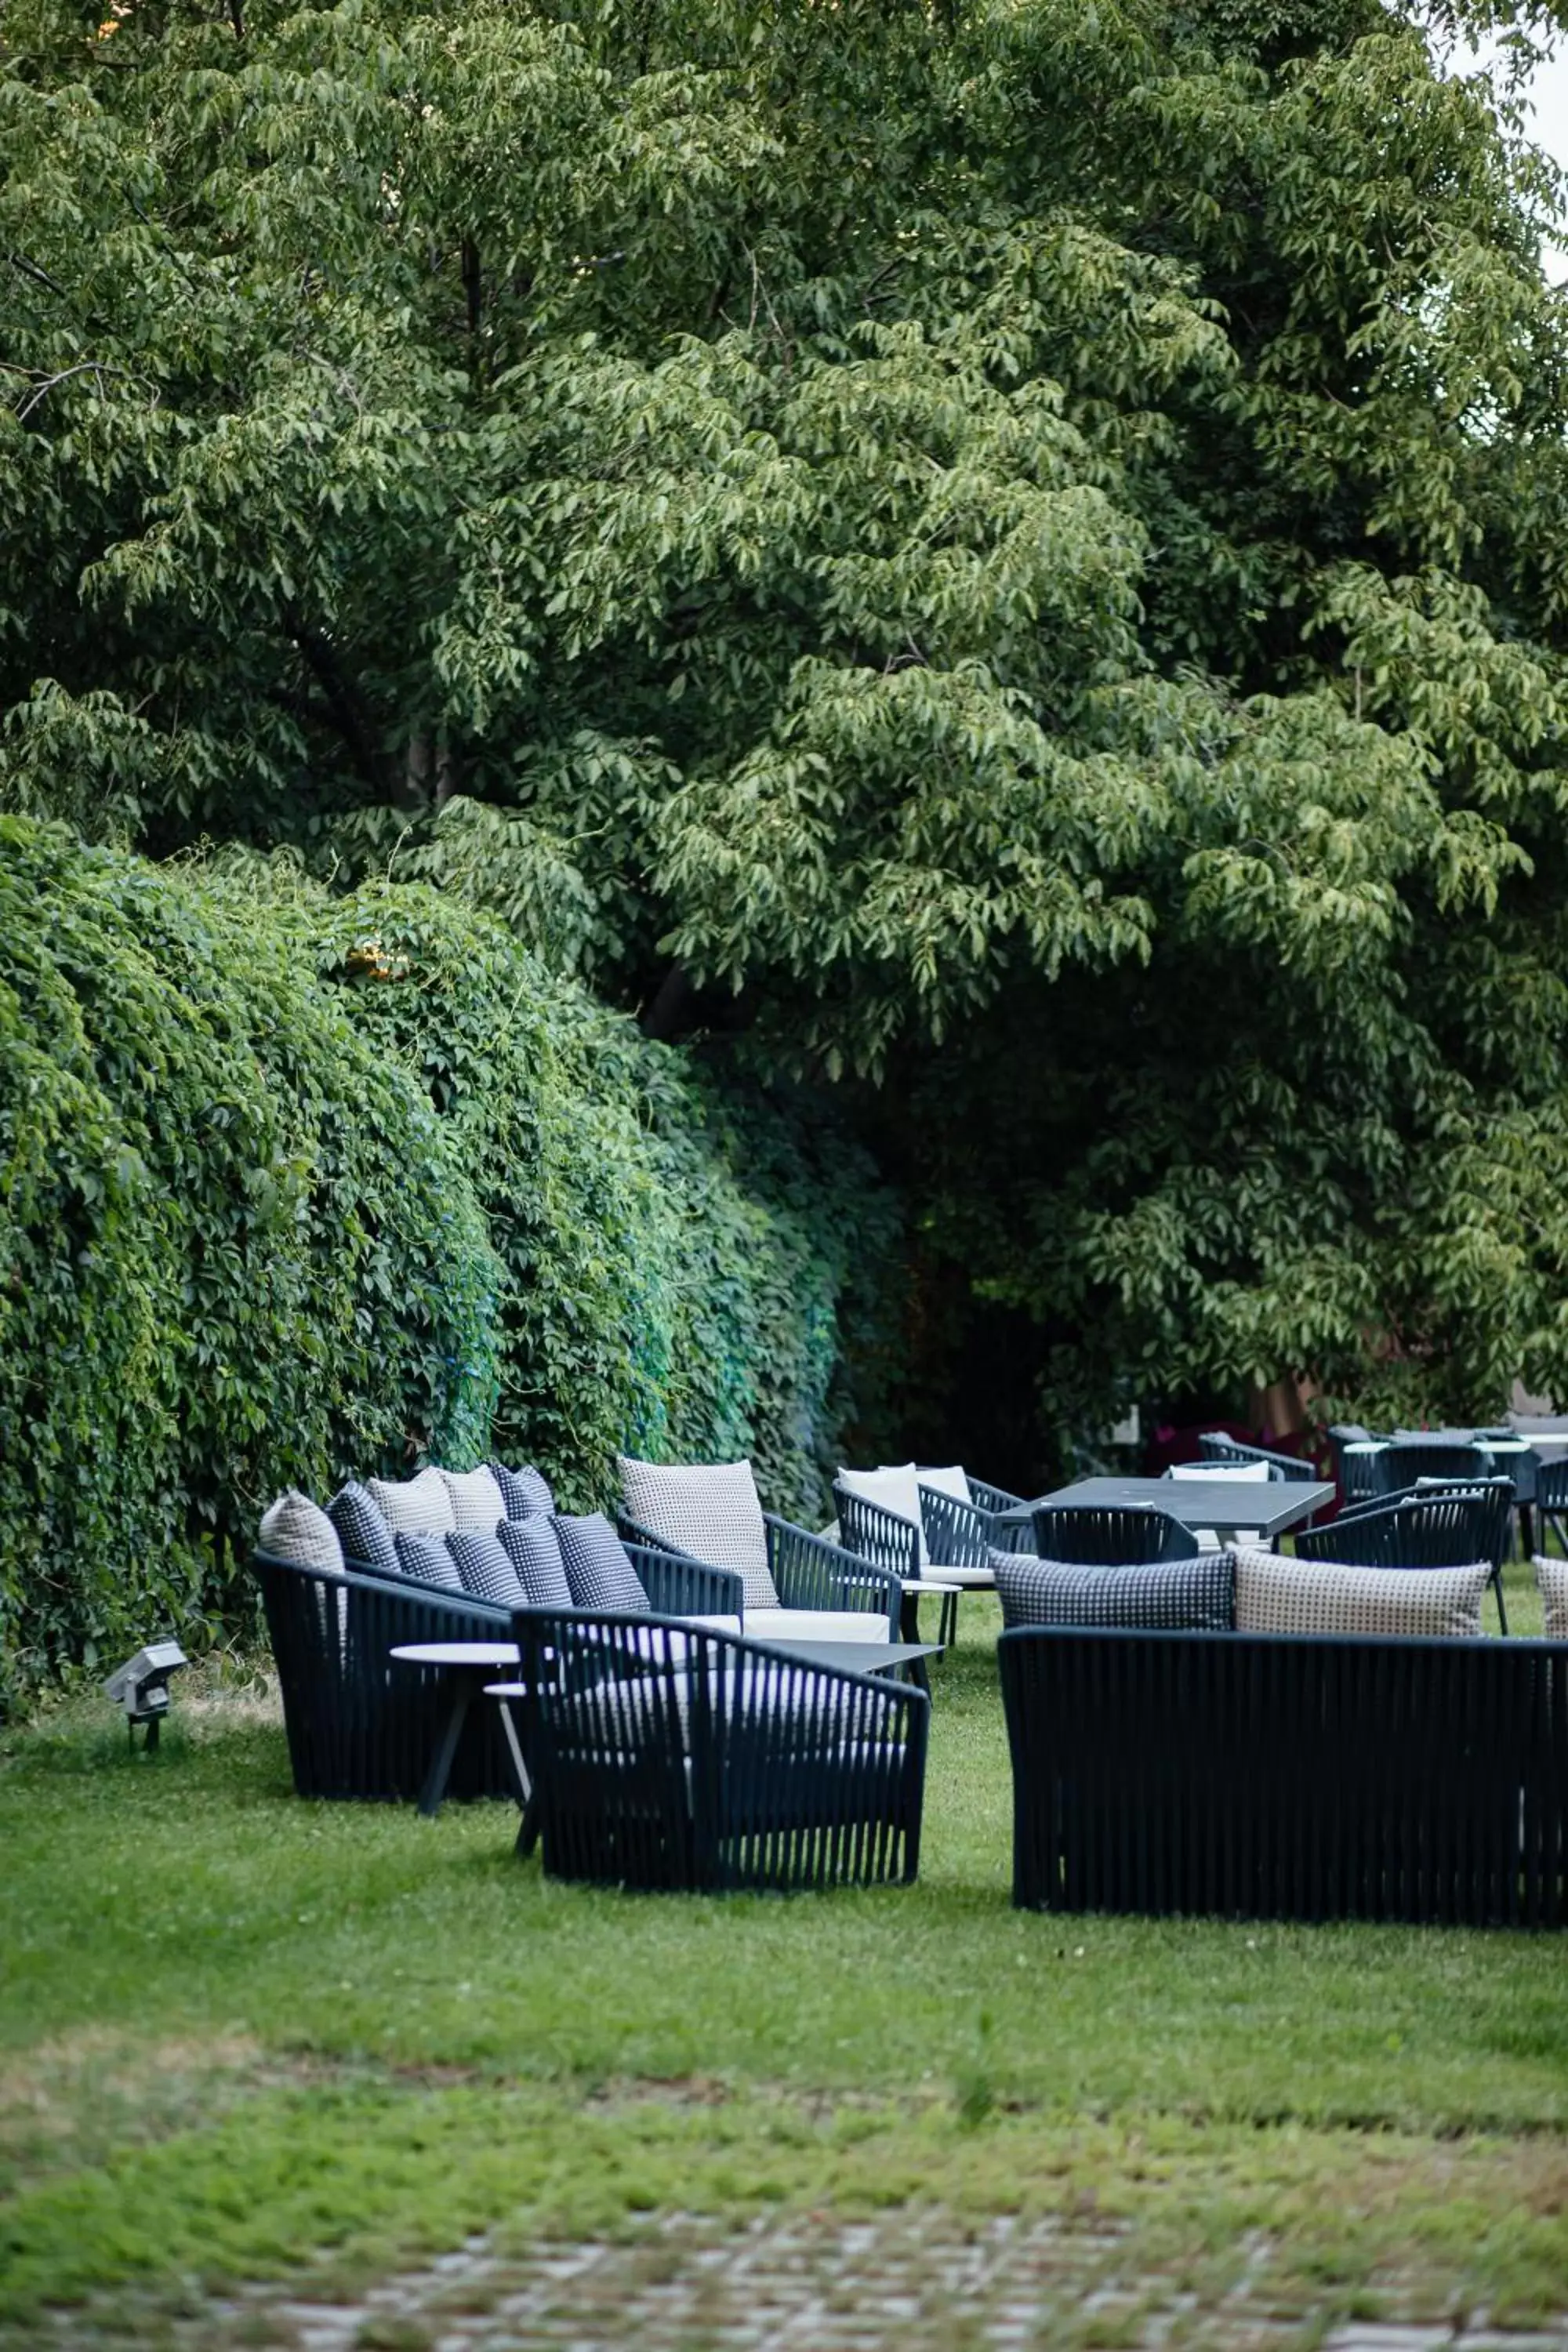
top-left (252, 1429), bottom-right (1568, 1925)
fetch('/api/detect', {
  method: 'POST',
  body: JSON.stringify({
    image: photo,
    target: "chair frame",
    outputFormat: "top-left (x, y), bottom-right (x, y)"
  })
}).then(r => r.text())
top-left (1000, 1624), bottom-right (1568, 1925)
top-left (508, 1607), bottom-right (929, 1893)
top-left (1029, 1504), bottom-right (1200, 1566)
top-left (1198, 1433), bottom-right (1318, 1483)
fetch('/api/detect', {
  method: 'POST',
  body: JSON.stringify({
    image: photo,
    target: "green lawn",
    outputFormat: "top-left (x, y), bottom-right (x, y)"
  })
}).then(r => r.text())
top-left (3, 1567), bottom-right (1567, 2344)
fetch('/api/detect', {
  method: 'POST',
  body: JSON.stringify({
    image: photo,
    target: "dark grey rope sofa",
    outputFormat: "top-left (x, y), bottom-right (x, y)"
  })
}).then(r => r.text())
top-left (1000, 1625), bottom-right (1568, 1926)
top-left (253, 1537), bottom-right (740, 1804)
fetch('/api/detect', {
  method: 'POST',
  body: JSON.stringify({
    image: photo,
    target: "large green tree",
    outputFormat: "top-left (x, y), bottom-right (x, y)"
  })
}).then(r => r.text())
top-left (7, 0), bottom-right (1568, 1460)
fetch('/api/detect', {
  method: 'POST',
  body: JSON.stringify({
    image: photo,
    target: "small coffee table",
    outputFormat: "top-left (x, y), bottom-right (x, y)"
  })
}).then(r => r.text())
top-left (389, 1641), bottom-right (528, 1820)
top-left (757, 1637), bottom-right (942, 1681)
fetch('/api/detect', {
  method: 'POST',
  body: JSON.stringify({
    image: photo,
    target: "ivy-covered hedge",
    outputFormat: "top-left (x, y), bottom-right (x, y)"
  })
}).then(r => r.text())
top-left (0, 826), bottom-right (894, 1693)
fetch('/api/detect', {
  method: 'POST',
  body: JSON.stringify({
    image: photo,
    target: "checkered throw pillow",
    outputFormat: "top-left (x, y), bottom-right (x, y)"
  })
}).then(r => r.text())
top-left (499, 1515), bottom-right (573, 1609)
top-left (328, 1483), bottom-right (399, 1577)
top-left (617, 1457), bottom-right (779, 1608)
top-left (437, 1465), bottom-right (506, 1533)
top-left (445, 1529), bottom-right (528, 1610)
top-left (556, 1514), bottom-right (651, 1614)
top-left (1534, 1555), bottom-right (1568, 1639)
top-left (1232, 1548), bottom-right (1489, 1638)
top-left (491, 1461), bottom-right (555, 1519)
top-left (993, 1550), bottom-right (1235, 1631)
top-left (366, 1468), bottom-right (456, 1537)
top-left (259, 1490), bottom-right (343, 1577)
top-left (394, 1531), bottom-right (465, 1594)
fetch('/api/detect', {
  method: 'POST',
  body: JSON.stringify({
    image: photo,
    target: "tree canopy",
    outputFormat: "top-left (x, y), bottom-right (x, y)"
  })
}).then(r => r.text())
top-left (7, 0), bottom-right (1568, 1461)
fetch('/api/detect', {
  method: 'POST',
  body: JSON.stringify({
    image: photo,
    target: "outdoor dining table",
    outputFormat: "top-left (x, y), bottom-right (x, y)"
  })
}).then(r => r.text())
top-left (993, 1475), bottom-right (1334, 1545)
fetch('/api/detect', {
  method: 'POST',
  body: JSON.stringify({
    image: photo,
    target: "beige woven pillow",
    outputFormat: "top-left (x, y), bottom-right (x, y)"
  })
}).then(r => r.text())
top-left (618, 1457), bottom-right (779, 1609)
top-left (1233, 1547), bottom-right (1489, 1639)
top-left (437, 1465), bottom-right (506, 1533)
top-left (1534, 1555), bottom-right (1568, 1639)
top-left (365, 1468), bottom-right (456, 1537)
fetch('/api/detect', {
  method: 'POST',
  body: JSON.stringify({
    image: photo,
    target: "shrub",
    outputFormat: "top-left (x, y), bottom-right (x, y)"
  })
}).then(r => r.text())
top-left (0, 827), bottom-right (893, 1693)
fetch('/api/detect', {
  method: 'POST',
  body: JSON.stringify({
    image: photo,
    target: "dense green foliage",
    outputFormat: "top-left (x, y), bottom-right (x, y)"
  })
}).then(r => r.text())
top-left (7, 0), bottom-right (1568, 1454)
top-left (0, 822), bottom-right (888, 1685)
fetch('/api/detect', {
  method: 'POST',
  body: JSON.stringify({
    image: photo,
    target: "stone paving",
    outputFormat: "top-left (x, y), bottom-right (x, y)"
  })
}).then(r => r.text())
top-left (65, 2206), bottom-right (1567, 2352)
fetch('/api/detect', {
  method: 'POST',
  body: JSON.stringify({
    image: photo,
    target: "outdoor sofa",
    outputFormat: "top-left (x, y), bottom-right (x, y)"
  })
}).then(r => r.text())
top-left (253, 1461), bottom-right (930, 1895)
top-left (995, 1541), bottom-right (1568, 1926)
top-left (253, 1465), bottom-right (739, 1806)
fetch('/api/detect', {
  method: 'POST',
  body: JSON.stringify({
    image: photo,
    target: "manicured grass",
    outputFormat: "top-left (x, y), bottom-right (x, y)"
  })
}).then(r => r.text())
top-left (2, 1567), bottom-right (1566, 2342)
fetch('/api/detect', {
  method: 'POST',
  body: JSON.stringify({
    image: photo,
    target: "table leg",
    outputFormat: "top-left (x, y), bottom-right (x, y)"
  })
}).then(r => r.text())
top-left (495, 1696), bottom-right (532, 1807)
top-left (419, 1676), bottom-right (474, 1819)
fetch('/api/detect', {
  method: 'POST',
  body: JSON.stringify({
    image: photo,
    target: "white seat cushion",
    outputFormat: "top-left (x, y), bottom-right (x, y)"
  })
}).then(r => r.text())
top-left (366, 1468), bottom-right (456, 1537)
top-left (1165, 1460), bottom-right (1271, 1480)
top-left (618, 1457), bottom-right (779, 1608)
top-left (744, 1607), bottom-right (887, 1643)
top-left (837, 1463), bottom-right (928, 1566)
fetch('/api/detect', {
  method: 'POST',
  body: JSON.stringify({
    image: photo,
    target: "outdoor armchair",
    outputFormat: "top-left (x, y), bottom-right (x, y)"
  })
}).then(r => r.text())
top-left (1029, 1504), bottom-right (1200, 1565)
top-left (1372, 1439), bottom-right (1494, 1494)
top-left (919, 1475), bottom-right (1029, 1571)
top-left (619, 1508), bottom-right (901, 1635)
top-left (506, 1607), bottom-right (929, 1893)
top-left (1296, 1490), bottom-right (1507, 1628)
top-left (1198, 1433), bottom-right (1318, 1482)
top-left (1537, 1456), bottom-right (1568, 1555)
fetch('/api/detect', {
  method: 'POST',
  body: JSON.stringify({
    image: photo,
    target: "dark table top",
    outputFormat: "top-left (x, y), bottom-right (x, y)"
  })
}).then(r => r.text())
top-left (996, 1476), bottom-right (1334, 1540)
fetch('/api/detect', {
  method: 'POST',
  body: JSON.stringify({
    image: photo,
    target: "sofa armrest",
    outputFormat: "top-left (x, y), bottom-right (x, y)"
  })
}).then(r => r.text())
top-left (629, 1544), bottom-right (745, 1620)
top-left (763, 1515), bottom-right (901, 1631)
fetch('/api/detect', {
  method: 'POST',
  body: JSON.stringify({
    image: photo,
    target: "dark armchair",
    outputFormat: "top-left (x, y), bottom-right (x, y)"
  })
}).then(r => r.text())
top-left (506, 1609), bottom-right (929, 1892)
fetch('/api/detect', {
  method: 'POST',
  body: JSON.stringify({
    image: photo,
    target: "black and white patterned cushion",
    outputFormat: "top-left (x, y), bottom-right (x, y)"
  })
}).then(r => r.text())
top-left (1535, 1554), bottom-right (1568, 1639)
top-left (328, 1482), bottom-right (400, 1577)
top-left (1232, 1548), bottom-right (1489, 1638)
top-left (437, 1465), bottom-right (506, 1533)
top-left (445, 1529), bottom-right (528, 1610)
top-left (492, 1461), bottom-right (556, 1519)
top-left (259, 1490), bottom-right (343, 1576)
top-left (993, 1550), bottom-right (1235, 1632)
top-left (366, 1468), bottom-right (456, 1537)
top-left (616, 1457), bottom-right (778, 1608)
top-left (498, 1516), bottom-right (573, 1608)
top-left (555, 1513), bottom-right (651, 1614)
top-left (394, 1531), bottom-right (466, 1593)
